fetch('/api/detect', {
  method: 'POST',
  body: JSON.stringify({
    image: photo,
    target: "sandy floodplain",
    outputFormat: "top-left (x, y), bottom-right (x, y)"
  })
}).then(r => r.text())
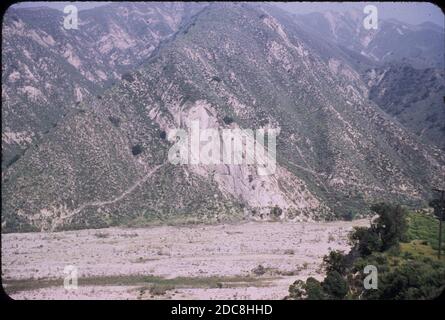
top-left (1, 219), bottom-right (369, 300)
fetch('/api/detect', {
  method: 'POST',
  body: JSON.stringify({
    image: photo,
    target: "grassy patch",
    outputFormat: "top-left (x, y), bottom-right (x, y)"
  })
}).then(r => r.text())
top-left (400, 241), bottom-right (444, 261)
top-left (405, 212), bottom-right (444, 256)
top-left (122, 212), bottom-right (245, 229)
top-left (406, 212), bottom-right (442, 250)
top-left (3, 274), bottom-right (274, 295)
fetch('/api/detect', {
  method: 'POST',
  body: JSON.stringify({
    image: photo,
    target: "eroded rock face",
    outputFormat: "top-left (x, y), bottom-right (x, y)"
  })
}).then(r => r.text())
top-left (164, 100), bottom-right (326, 220)
top-left (2, 3), bottom-right (444, 232)
top-left (2, 2), bottom-right (205, 168)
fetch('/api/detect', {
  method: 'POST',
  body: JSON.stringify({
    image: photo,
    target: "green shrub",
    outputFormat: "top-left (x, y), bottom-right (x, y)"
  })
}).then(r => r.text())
top-left (289, 277), bottom-right (325, 300)
top-left (270, 205), bottom-right (282, 218)
top-left (223, 115), bottom-right (234, 125)
top-left (322, 271), bottom-right (348, 299)
top-left (122, 73), bottom-right (135, 82)
top-left (131, 144), bottom-right (143, 156)
top-left (323, 250), bottom-right (348, 275)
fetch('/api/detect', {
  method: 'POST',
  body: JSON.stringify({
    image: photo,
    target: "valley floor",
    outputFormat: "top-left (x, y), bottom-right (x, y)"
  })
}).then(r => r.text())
top-left (2, 219), bottom-right (368, 300)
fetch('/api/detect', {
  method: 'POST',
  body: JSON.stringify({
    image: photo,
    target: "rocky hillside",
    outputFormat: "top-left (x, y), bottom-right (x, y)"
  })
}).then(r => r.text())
top-left (2, 3), bottom-right (444, 232)
top-left (2, 2), bottom-right (204, 168)
top-left (364, 63), bottom-right (445, 150)
top-left (296, 9), bottom-right (444, 69)
top-left (294, 9), bottom-right (445, 150)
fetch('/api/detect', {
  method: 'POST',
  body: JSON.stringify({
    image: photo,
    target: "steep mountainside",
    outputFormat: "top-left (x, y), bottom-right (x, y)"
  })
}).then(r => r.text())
top-left (296, 10), bottom-right (444, 69)
top-left (295, 9), bottom-right (445, 150)
top-left (2, 2), bottom-right (205, 168)
top-left (2, 3), bottom-right (444, 232)
top-left (363, 63), bottom-right (445, 150)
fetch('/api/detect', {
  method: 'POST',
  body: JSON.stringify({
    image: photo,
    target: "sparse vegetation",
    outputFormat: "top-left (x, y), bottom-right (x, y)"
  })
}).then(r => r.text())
top-left (3, 274), bottom-right (267, 295)
top-left (149, 283), bottom-right (173, 295)
top-left (252, 264), bottom-right (266, 276)
top-left (94, 232), bottom-right (109, 239)
top-left (108, 116), bottom-right (121, 127)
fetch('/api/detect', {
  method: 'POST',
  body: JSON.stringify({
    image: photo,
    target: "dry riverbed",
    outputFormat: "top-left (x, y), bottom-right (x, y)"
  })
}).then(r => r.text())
top-left (2, 220), bottom-right (368, 300)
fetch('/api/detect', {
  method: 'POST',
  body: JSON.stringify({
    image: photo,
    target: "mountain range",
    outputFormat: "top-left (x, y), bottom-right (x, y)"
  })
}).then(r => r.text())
top-left (2, 2), bottom-right (444, 232)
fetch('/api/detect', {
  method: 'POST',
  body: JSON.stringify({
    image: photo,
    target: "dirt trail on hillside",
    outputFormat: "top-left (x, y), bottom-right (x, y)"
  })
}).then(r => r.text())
top-left (57, 165), bottom-right (163, 226)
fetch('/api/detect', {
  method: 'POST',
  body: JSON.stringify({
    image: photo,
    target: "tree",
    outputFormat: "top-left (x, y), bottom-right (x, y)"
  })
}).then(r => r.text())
top-left (288, 280), bottom-right (305, 299)
top-left (342, 211), bottom-right (354, 221)
top-left (349, 204), bottom-right (407, 255)
top-left (122, 73), bottom-right (135, 82)
top-left (270, 205), bottom-right (282, 218)
top-left (371, 203), bottom-right (408, 250)
top-left (305, 278), bottom-right (326, 300)
top-left (223, 116), bottom-right (234, 125)
top-left (322, 271), bottom-right (348, 299)
top-left (323, 250), bottom-right (348, 275)
top-left (131, 144), bottom-right (143, 156)
top-left (349, 226), bottom-right (382, 256)
top-left (288, 278), bottom-right (325, 300)
top-left (429, 193), bottom-right (445, 259)
top-left (429, 199), bottom-right (445, 221)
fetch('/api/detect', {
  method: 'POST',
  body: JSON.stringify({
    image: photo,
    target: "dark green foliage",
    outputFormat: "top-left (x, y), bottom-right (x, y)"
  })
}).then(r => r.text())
top-left (350, 203), bottom-right (408, 255)
top-left (322, 271), bottom-right (348, 299)
top-left (122, 73), bottom-right (135, 82)
top-left (131, 144), bottom-right (143, 156)
top-left (342, 211), bottom-right (355, 221)
top-left (353, 253), bottom-right (445, 300)
top-left (429, 199), bottom-right (445, 221)
top-left (349, 226), bottom-right (383, 256)
top-left (222, 115), bottom-right (234, 125)
top-left (304, 278), bottom-right (326, 300)
top-left (289, 278), bottom-right (325, 300)
top-left (289, 272), bottom-right (348, 300)
top-left (290, 203), bottom-right (445, 300)
top-left (323, 250), bottom-right (348, 275)
top-left (159, 131), bottom-right (166, 140)
top-left (270, 205), bottom-right (282, 217)
top-left (211, 76), bottom-right (221, 82)
top-left (371, 203), bottom-right (408, 249)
